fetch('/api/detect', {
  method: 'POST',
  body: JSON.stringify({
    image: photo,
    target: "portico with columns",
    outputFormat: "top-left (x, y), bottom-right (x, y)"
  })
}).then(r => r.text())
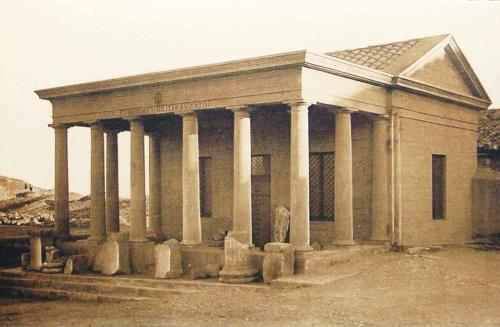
top-left (37, 35), bottom-right (491, 275)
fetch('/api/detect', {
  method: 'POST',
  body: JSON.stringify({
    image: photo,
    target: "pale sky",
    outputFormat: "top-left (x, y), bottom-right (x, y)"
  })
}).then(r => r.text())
top-left (1, 0), bottom-right (499, 197)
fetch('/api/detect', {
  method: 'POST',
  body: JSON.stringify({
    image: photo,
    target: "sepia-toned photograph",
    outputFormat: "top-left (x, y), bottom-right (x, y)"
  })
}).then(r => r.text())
top-left (0, 0), bottom-right (499, 326)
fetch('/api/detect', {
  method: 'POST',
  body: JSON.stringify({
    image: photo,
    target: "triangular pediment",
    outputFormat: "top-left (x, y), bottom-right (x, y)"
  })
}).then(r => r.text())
top-left (400, 37), bottom-right (490, 101)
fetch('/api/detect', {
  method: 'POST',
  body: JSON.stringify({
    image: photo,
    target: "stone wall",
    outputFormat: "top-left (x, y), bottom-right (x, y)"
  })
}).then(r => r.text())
top-left (472, 169), bottom-right (500, 239)
top-left (159, 107), bottom-right (373, 245)
top-left (396, 91), bottom-right (479, 245)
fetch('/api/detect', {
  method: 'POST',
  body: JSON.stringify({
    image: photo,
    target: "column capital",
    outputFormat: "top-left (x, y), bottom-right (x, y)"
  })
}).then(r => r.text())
top-left (373, 114), bottom-right (390, 122)
top-left (230, 106), bottom-right (254, 118)
top-left (124, 116), bottom-right (144, 122)
top-left (334, 107), bottom-right (357, 115)
top-left (286, 101), bottom-right (312, 111)
top-left (104, 127), bottom-right (123, 135)
top-left (88, 120), bottom-right (104, 127)
top-left (178, 111), bottom-right (198, 120)
top-left (49, 123), bottom-right (70, 130)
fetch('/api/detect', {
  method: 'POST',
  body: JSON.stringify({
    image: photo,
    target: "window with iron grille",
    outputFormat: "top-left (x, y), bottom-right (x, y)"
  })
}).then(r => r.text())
top-left (432, 154), bottom-right (446, 220)
top-left (251, 155), bottom-right (271, 176)
top-left (199, 157), bottom-right (212, 218)
top-left (309, 152), bottom-right (335, 221)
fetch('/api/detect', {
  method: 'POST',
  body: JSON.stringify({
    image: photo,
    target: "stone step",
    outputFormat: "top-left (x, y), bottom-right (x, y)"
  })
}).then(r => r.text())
top-left (0, 285), bottom-right (150, 303)
top-left (295, 245), bottom-right (388, 275)
top-left (0, 276), bottom-right (197, 299)
top-left (0, 268), bottom-right (268, 292)
top-left (271, 270), bottom-right (363, 289)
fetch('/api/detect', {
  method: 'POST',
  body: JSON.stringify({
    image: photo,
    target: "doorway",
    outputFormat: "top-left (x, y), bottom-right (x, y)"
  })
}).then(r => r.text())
top-left (251, 155), bottom-right (271, 247)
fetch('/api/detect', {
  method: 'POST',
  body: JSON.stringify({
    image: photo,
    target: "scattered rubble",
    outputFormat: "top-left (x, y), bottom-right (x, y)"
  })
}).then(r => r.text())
top-left (0, 212), bottom-right (54, 227)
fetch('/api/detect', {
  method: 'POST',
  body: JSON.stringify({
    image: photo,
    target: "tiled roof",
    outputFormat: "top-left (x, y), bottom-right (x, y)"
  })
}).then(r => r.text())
top-left (478, 109), bottom-right (500, 150)
top-left (325, 34), bottom-right (449, 75)
top-left (327, 39), bottom-right (419, 71)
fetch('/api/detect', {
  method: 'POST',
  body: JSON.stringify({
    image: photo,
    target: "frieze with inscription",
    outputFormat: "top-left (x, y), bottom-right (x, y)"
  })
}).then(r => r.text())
top-left (55, 100), bottom-right (214, 124)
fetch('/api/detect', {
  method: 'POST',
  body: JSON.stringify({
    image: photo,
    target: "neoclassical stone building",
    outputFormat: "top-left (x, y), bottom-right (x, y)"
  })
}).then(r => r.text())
top-left (35, 34), bottom-right (491, 262)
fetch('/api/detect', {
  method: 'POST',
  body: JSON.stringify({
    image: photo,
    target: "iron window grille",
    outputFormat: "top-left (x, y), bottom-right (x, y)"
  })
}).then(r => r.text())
top-left (309, 152), bottom-right (335, 221)
top-left (432, 154), bottom-right (446, 220)
top-left (199, 156), bottom-right (213, 218)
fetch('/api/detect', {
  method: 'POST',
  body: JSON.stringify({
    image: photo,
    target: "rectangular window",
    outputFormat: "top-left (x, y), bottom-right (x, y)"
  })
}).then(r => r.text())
top-left (199, 157), bottom-right (212, 218)
top-left (432, 154), bottom-right (446, 219)
top-left (251, 155), bottom-right (271, 176)
top-left (309, 152), bottom-right (335, 221)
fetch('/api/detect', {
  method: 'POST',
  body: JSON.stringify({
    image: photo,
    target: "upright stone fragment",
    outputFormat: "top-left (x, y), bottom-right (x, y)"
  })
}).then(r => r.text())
top-left (93, 233), bottom-right (130, 275)
top-left (64, 255), bottom-right (88, 274)
top-left (274, 206), bottom-right (290, 243)
top-left (154, 239), bottom-right (183, 279)
top-left (45, 246), bottom-right (59, 263)
top-left (20, 253), bottom-right (30, 270)
top-left (219, 232), bottom-right (258, 284)
top-left (263, 242), bottom-right (295, 283)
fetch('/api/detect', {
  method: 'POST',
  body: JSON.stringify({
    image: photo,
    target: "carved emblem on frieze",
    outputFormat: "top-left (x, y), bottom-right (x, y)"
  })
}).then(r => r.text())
top-left (154, 92), bottom-right (163, 105)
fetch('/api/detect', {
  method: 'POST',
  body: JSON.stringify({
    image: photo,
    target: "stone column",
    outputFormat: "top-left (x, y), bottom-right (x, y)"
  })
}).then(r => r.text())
top-left (105, 128), bottom-right (120, 234)
top-left (148, 133), bottom-right (163, 238)
top-left (181, 112), bottom-right (202, 245)
top-left (52, 124), bottom-right (70, 239)
top-left (371, 115), bottom-right (389, 241)
top-left (333, 109), bottom-right (355, 245)
top-left (89, 121), bottom-right (106, 241)
top-left (289, 102), bottom-right (313, 252)
top-left (231, 106), bottom-right (253, 246)
top-left (129, 118), bottom-right (147, 242)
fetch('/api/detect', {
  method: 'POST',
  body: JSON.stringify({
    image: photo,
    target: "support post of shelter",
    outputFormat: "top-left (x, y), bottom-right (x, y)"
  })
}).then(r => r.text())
top-left (89, 121), bottom-right (106, 242)
top-left (289, 102), bottom-right (313, 252)
top-left (333, 109), bottom-right (355, 245)
top-left (52, 124), bottom-right (70, 240)
top-left (181, 112), bottom-right (202, 246)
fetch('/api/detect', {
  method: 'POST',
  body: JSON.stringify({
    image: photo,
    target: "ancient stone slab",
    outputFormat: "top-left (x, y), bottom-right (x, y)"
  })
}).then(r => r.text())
top-left (263, 242), bottom-right (295, 283)
top-left (64, 255), bottom-right (88, 275)
top-left (154, 239), bottom-right (183, 279)
top-left (219, 234), bottom-right (258, 284)
top-left (274, 206), bottom-right (290, 243)
top-left (94, 239), bottom-right (130, 275)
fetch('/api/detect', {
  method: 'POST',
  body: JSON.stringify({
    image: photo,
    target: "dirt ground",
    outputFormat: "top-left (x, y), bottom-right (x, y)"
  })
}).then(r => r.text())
top-left (0, 246), bottom-right (499, 327)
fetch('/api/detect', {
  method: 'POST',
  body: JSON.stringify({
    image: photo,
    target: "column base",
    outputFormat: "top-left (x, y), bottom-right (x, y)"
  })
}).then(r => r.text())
top-left (332, 239), bottom-right (356, 246)
top-left (129, 241), bottom-right (155, 273)
top-left (219, 267), bottom-right (258, 284)
top-left (293, 244), bottom-right (314, 252)
top-left (181, 240), bottom-right (203, 246)
top-left (87, 236), bottom-right (106, 243)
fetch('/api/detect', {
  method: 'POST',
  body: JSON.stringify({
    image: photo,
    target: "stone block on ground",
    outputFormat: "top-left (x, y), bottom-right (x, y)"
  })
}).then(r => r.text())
top-left (189, 266), bottom-right (209, 279)
top-left (94, 237), bottom-right (130, 275)
top-left (263, 242), bottom-right (295, 283)
top-left (219, 234), bottom-right (258, 284)
top-left (154, 239), bottom-right (183, 279)
top-left (64, 255), bottom-right (88, 274)
top-left (129, 241), bottom-right (155, 273)
top-left (206, 263), bottom-right (221, 278)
